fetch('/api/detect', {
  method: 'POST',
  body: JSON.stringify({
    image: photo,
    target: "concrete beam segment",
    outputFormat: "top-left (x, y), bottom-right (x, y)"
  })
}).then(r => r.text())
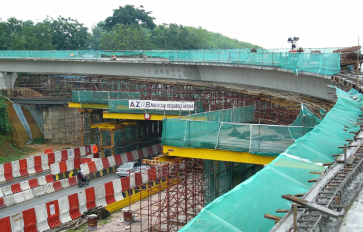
top-left (0, 59), bottom-right (334, 101)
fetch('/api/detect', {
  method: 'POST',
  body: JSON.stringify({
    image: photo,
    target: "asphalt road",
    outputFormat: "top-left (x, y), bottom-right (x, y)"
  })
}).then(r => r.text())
top-left (0, 170), bottom-right (51, 188)
top-left (0, 173), bottom-right (120, 218)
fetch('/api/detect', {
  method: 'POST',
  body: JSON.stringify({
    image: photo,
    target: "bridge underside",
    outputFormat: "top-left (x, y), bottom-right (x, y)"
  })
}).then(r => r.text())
top-left (163, 145), bottom-right (275, 165)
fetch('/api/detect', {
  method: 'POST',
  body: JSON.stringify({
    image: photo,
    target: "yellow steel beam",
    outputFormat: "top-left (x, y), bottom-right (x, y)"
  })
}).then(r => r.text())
top-left (103, 112), bottom-right (179, 121)
top-left (68, 102), bottom-right (108, 109)
top-left (91, 121), bottom-right (138, 129)
top-left (163, 145), bottom-right (275, 165)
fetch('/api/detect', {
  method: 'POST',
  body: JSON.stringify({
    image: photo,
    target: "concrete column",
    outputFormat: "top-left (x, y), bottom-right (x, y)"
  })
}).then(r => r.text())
top-left (0, 72), bottom-right (17, 96)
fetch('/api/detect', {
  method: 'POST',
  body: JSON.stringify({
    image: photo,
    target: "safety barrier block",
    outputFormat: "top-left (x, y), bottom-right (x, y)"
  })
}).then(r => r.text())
top-left (28, 178), bottom-right (39, 189)
top-left (41, 154), bottom-right (49, 171)
top-left (132, 150), bottom-right (139, 161)
top-left (0, 188), bottom-right (3, 198)
top-left (121, 176), bottom-right (130, 192)
top-left (12, 160), bottom-right (21, 178)
top-left (68, 176), bottom-right (77, 186)
top-left (107, 156), bottom-right (116, 168)
top-left (147, 146), bottom-right (154, 157)
top-left (44, 148), bottom-right (53, 154)
top-left (34, 186), bottom-right (45, 197)
top-left (94, 184), bottom-right (107, 207)
top-left (11, 183), bottom-right (22, 194)
top-left (48, 152), bottom-right (55, 166)
top-left (60, 179), bottom-right (70, 189)
top-left (10, 212), bottom-right (24, 232)
top-left (34, 156), bottom-right (42, 173)
top-left (53, 181), bottom-right (63, 191)
top-left (66, 159), bottom-right (74, 172)
top-left (77, 190), bottom-right (87, 214)
top-left (67, 148), bottom-right (75, 159)
top-left (23, 189), bottom-right (34, 201)
top-left (80, 146), bottom-right (86, 157)
top-left (88, 162), bottom-right (97, 174)
top-left (19, 159), bottom-right (29, 176)
top-left (81, 158), bottom-right (91, 164)
top-left (130, 173), bottom-right (136, 189)
top-left (74, 147), bottom-right (81, 158)
top-left (3, 185), bottom-right (13, 196)
top-left (104, 181), bottom-right (116, 205)
top-left (4, 195), bottom-right (15, 206)
top-left (45, 183), bottom-right (55, 194)
top-left (38, 176), bottom-right (47, 186)
top-left (46, 200), bottom-right (61, 228)
top-left (54, 151), bottom-right (62, 163)
top-left (141, 169), bottom-right (149, 184)
top-left (112, 179), bottom-right (124, 201)
top-left (0, 164), bottom-right (5, 182)
top-left (85, 187), bottom-right (96, 209)
top-left (121, 153), bottom-right (128, 164)
top-left (45, 174), bottom-right (54, 183)
top-left (102, 157), bottom-right (110, 169)
top-left (26, 156), bottom-right (36, 175)
top-left (94, 159), bottom-right (103, 172)
top-left (59, 161), bottom-right (67, 174)
top-left (126, 152), bottom-right (134, 162)
top-left (142, 147), bottom-right (149, 158)
top-left (22, 208), bottom-right (37, 232)
top-left (135, 172), bottom-right (142, 186)
top-left (58, 196), bottom-right (72, 223)
top-left (50, 163), bottom-right (60, 175)
top-left (93, 153), bottom-right (100, 158)
top-left (74, 158), bottom-right (80, 170)
top-left (14, 192), bottom-right (26, 204)
top-left (20, 180), bottom-right (31, 191)
top-left (61, 150), bottom-right (68, 161)
top-left (137, 149), bottom-right (144, 159)
top-left (114, 154), bottom-right (122, 166)
top-left (148, 167), bottom-right (157, 181)
top-left (0, 216), bottom-right (11, 232)
top-left (0, 198), bottom-right (5, 208)
top-left (67, 193), bottom-right (82, 220)
top-left (85, 145), bottom-right (92, 155)
top-left (35, 204), bottom-right (50, 232)
top-left (3, 162), bottom-right (13, 180)
top-left (80, 163), bottom-right (90, 175)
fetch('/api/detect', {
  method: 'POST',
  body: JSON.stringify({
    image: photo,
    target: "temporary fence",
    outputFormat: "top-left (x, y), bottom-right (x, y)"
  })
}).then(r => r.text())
top-left (0, 49), bottom-right (341, 76)
top-left (0, 153), bottom-right (166, 232)
top-left (72, 90), bottom-right (140, 104)
top-left (162, 105), bottom-right (321, 156)
top-left (179, 87), bottom-right (362, 232)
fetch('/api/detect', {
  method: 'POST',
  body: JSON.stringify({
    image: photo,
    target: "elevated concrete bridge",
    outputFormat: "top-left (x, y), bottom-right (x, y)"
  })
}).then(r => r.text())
top-left (0, 52), bottom-right (338, 102)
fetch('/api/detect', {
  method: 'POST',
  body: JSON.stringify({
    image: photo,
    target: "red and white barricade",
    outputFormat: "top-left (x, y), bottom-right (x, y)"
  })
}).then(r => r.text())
top-left (94, 184), bottom-right (107, 207)
top-left (35, 203), bottom-right (50, 232)
top-left (58, 196), bottom-right (72, 223)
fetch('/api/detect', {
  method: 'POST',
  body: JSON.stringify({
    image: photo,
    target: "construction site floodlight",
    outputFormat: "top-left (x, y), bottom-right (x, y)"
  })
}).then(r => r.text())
top-left (288, 37), bottom-right (293, 42)
top-left (293, 37), bottom-right (299, 41)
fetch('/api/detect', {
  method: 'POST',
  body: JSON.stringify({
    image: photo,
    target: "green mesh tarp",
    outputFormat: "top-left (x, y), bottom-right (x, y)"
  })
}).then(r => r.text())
top-left (162, 105), bottom-right (320, 156)
top-left (0, 50), bottom-right (101, 59)
top-left (180, 87), bottom-right (362, 232)
top-left (289, 104), bottom-right (322, 139)
top-left (72, 91), bottom-right (140, 104)
top-left (108, 100), bottom-right (204, 115)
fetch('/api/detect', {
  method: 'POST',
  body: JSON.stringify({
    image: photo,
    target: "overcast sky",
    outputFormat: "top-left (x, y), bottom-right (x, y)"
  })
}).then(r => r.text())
top-left (1, 0), bottom-right (362, 49)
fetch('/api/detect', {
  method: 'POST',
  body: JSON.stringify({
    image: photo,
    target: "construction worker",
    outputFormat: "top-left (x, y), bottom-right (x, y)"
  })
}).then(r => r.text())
top-left (112, 55), bottom-right (117, 60)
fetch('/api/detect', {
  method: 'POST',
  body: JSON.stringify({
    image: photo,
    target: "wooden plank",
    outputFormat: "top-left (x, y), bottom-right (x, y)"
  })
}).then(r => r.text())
top-left (264, 214), bottom-right (282, 221)
top-left (282, 194), bottom-right (342, 218)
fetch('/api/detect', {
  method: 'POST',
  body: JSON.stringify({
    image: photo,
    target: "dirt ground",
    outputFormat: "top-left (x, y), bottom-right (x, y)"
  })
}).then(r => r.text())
top-left (25, 141), bottom-right (81, 156)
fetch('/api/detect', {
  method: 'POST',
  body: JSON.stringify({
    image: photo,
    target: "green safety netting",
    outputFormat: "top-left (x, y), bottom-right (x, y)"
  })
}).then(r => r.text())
top-left (180, 87), bottom-right (362, 232)
top-left (319, 108), bottom-right (327, 118)
top-left (162, 105), bottom-right (321, 156)
top-left (289, 104), bottom-right (322, 140)
top-left (108, 100), bottom-right (204, 115)
top-left (0, 49), bottom-right (340, 76)
top-left (72, 91), bottom-right (140, 104)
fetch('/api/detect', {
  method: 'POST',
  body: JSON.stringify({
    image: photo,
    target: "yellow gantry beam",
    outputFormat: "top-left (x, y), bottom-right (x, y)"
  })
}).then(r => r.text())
top-left (68, 102), bottom-right (108, 109)
top-left (103, 112), bottom-right (179, 121)
top-left (163, 145), bottom-right (275, 165)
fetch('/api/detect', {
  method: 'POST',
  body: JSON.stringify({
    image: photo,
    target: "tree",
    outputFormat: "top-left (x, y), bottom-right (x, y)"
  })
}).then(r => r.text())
top-left (88, 22), bottom-right (107, 50)
top-left (99, 24), bottom-right (151, 50)
top-left (44, 16), bottom-right (89, 50)
top-left (104, 5), bottom-right (156, 31)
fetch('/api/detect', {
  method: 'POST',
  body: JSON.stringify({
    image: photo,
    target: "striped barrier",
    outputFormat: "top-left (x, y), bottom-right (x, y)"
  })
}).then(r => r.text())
top-left (0, 198), bottom-right (6, 208)
top-left (3, 185), bottom-right (12, 196)
top-left (85, 187), bottom-right (96, 209)
top-left (34, 186), bottom-right (46, 197)
top-left (29, 178), bottom-right (39, 188)
top-left (23, 189), bottom-right (34, 201)
top-left (19, 159), bottom-right (28, 176)
top-left (35, 204), bottom-right (50, 232)
top-left (46, 200), bottom-right (62, 228)
top-left (68, 176), bottom-right (78, 186)
top-left (105, 181), bottom-right (116, 205)
top-left (53, 181), bottom-right (63, 191)
top-left (78, 190), bottom-right (87, 214)
top-left (14, 192), bottom-right (25, 204)
top-left (4, 195), bottom-right (15, 206)
top-left (11, 160), bottom-right (21, 178)
top-left (0, 164), bottom-right (5, 182)
top-left (11, 183), bottom-right (21, 194)
top-left (45, 174), bottom-right (54, 183)
top-left (58, 196), bottom-right (72, 223)
top-left (60, 179), bottom-right (70, 189)
top-left (20, 180), bottom-right (31, 191)
top-left (10, 212), bottom-right (24, 232)
top-left (38, 176), bottom-right (47, 186)
top-left (27, 156), bottom-right (36, 175)
top-left (68, 193), bottom-right (82, 220)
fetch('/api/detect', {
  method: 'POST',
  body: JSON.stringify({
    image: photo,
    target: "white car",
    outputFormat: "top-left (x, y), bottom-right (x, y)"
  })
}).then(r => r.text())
top-left (116, 161), bottom-right (150, 177)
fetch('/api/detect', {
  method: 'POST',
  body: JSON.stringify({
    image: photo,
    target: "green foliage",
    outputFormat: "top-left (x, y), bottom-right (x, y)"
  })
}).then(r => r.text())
top-left (0, 99), bottom-right (11, 136)
top-left (104, 4), bottom-right (156, 31)
top-left (0, 135), bottom-right (35, 163)
top-left (44, 16), bottom-right (89, 50)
